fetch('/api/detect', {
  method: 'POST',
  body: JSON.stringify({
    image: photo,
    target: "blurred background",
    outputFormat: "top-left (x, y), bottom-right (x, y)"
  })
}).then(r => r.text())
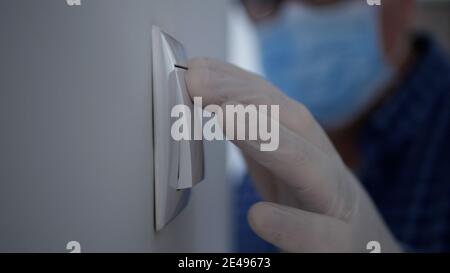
top-left (226, 0), bottom-right (450, 252)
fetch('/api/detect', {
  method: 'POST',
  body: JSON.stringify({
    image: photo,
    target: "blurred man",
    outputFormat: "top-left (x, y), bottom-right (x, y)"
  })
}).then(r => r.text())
top-left (236, 0), bottom-right (450, 252)
top-left (185, 0), bottom-right (450, 252)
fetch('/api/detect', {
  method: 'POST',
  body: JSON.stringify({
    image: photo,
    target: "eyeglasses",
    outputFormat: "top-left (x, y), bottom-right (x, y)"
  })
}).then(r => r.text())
top-left (239, 0), bottom-right (347, 22)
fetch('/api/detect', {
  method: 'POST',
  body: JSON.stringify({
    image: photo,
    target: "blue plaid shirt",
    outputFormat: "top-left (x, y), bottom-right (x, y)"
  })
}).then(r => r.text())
top-left (235, 36), bottom-right (450, 252)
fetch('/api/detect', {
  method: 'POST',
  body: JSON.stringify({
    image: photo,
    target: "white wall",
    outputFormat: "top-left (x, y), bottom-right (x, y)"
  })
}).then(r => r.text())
top-left (0, 0), bottom-right (230, 252)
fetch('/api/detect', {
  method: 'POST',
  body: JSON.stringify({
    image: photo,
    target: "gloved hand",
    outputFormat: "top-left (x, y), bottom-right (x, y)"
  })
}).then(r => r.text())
top-left (185, 58), bottom-right (401, 253)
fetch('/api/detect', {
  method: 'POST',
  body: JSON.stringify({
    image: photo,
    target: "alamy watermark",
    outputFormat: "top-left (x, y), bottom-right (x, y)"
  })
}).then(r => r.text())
top-left (366, 0), bottom-right (381, 6)
top-left (171, 97), bottom-right (280, 152)
top-left (66, 0), bottom-right (81, 6)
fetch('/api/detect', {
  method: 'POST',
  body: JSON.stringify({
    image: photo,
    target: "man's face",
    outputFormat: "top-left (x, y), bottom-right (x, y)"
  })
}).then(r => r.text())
top-left (242, 0), bottom-right (414, 67)
top-left (241, 0), bottom-right (415, 128)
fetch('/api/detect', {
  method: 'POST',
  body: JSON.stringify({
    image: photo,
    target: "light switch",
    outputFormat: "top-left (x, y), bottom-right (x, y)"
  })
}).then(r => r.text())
top-left (152, 25), bottom-right (205, 231)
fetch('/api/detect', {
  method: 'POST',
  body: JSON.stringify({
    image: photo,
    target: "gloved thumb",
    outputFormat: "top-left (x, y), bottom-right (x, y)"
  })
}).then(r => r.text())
top-left (247, 202), bottom-right (351, 253)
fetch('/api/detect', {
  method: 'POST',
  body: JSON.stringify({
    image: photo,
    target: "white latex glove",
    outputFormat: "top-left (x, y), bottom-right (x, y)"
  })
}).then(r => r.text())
top-left (185, 58), bottom-right (401, 253)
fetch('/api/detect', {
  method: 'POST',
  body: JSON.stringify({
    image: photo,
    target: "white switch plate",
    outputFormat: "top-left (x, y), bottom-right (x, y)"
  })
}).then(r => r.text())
top-left (152, 25), bottom-right (204, 231)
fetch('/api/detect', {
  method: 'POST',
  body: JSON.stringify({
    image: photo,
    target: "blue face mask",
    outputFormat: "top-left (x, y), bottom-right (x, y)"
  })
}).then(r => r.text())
top-left (256, 1), bottom-right (393, 129)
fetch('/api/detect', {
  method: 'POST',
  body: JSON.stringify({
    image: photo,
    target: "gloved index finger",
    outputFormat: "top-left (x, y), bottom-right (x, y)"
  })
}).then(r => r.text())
top-left (184, 57), bottom-right (338, 157)
top-left (185, 58), bottom-right (268, 106)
